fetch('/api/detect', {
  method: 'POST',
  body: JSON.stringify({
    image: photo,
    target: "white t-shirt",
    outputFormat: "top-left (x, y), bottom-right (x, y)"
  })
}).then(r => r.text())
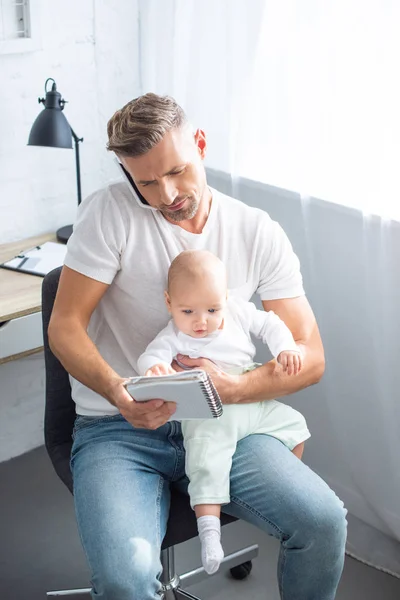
top-left (137, 296), bottom-right (299, 375)
top-left (64, 180), bottom-right (304, 415)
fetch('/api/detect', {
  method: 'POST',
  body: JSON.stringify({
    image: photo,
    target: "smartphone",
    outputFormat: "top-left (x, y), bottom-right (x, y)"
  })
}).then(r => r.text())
top-left (114, 158), bottom-right (156, 211)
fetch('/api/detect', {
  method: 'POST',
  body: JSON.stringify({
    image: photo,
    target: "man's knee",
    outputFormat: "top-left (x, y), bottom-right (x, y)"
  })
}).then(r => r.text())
top-left (321, 494), bottom-right (347, 538)
top-left (92, 541), bottom-right (162, 600)
top-left (301, 491), bottom-right (347, 553)
top-left (93, 570), bottom-right (161, 600)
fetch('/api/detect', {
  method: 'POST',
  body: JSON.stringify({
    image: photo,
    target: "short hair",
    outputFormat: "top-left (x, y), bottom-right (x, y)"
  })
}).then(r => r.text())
top-left (106, 93), bottom-right (188, 157)
top-left (167, 250), bottom-right (227, 293)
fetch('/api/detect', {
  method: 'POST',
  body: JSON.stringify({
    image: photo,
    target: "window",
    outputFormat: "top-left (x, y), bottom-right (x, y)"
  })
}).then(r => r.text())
top-left (237, 1), bottom-right (400, 222)
top-left (0, 0), bottom-right (41, 53)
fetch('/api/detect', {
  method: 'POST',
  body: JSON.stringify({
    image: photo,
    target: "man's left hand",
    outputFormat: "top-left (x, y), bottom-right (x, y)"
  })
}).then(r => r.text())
top-left (171, 354), bottom-right (240, 404)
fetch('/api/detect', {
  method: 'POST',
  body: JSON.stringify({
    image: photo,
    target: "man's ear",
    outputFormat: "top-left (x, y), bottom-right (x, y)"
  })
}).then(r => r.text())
top-left (194, 128), bottom-right (206, 159)
top-left (164, 290), bottom-right (172, 312)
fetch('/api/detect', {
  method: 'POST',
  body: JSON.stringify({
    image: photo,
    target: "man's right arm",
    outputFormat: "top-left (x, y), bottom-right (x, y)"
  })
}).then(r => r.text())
top-left (48, 266), bottom-right (176, 428)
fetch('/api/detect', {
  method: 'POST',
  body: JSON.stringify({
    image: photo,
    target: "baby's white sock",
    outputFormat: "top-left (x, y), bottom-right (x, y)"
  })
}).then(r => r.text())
top-left (197, 515), bottom-right (224, 575)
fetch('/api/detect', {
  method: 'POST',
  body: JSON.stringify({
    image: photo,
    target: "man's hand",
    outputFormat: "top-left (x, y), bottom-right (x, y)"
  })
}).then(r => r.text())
top-left (145, 363), bottom-right (176, 377)
top-left (108, 377), bottom-right (176, 429)
top-left (171, 354), bottom-right (241, 404)
top-left (277, 350), bottom-right (303, 376)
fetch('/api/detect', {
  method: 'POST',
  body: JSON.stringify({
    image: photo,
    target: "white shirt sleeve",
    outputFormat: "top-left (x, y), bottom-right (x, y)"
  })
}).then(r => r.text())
top-left (257, 217), bottom-right (304, 300)
top-left (233, 298), bottom-right (299, 358)
top-left (136, 321), bottom-right (180, 375)
top-left (64, 188), bottom-right (126, 284)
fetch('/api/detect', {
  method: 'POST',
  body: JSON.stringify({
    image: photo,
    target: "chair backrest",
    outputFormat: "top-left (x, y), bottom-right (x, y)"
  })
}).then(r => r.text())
top-left (41, 266), bottom-right (237, 548)
top-left (42, 266), bottom-right (75, 493)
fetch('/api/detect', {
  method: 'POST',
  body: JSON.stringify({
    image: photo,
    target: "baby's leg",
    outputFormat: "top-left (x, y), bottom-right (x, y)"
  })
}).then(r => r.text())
top-left (253, 400), bottom-right (311, 452)
top-left (182, 414), bottom-right (242, 509)
top-left (182, 413), bottom-right (244, 575)
top-left (292, 442), bottom-right (305, 459)
top-left (195, 503), bottom-right (221, 518)
top-left (194, 503), bottom-right (223, 575)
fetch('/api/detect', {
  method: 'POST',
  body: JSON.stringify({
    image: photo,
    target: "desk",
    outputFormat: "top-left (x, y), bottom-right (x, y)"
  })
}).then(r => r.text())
top-left (0, 233), bottom-right (57, 364)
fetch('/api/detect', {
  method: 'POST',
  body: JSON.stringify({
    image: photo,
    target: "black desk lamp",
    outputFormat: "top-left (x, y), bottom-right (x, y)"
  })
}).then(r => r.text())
top-left (28, 78), bottom-right (83, 243)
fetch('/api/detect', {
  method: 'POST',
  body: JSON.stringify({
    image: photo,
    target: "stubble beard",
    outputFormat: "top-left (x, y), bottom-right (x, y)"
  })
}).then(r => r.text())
top-left (161, 196), bottom-right (199, 222)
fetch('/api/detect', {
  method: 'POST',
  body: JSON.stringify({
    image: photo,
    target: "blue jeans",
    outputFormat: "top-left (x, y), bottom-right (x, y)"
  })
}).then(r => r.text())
top-left (71, 414), bottom-right (347, 599)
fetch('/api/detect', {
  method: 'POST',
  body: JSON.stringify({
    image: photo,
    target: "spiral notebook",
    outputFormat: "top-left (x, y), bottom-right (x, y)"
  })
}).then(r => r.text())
top-left (124, 369), bottom-right (223, 420)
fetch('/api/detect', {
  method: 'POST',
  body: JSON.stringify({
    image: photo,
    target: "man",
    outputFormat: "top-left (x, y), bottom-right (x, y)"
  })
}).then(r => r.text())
top-left (49, 93), bottom-right (347, 599)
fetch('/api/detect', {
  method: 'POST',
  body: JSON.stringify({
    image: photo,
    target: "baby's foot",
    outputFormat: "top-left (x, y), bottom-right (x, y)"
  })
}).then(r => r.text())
top-left (197, 515), bottom-right (224, 575)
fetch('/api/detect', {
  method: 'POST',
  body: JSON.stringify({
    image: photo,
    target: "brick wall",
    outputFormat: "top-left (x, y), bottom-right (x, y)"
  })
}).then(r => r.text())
top-left (0, 0), bottom-right (140, 243)
top-left (0, 0), bottom-right (140, 462)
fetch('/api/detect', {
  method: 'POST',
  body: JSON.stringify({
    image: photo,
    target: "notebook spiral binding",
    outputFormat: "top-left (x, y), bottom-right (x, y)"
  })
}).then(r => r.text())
top-left (200, 374), bottom-right (224, 417)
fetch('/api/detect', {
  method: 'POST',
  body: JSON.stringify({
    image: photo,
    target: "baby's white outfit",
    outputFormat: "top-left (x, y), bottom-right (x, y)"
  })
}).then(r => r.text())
top-left (137, 296), bottom-right (310, 508)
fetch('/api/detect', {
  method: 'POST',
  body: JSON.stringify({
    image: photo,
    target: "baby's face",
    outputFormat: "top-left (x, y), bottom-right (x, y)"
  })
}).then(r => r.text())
top-left (166, 278), bottom-right (227, 338)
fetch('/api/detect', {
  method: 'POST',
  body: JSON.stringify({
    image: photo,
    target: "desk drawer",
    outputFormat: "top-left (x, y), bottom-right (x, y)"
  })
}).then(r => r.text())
top-left (0, 312), bottom-right (43, 361)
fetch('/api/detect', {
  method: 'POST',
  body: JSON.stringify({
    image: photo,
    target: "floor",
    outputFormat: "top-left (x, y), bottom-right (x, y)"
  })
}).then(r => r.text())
top-left (1, 446), bottom-right (400, 600)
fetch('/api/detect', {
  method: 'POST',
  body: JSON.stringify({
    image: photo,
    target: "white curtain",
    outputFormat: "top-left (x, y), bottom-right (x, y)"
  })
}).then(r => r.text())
top-left (138, 0), bottom-right (400, 577)
top-left (236, 0), bottom-right (400, 223)
top-left (138, 0), bottom-right (266, 174)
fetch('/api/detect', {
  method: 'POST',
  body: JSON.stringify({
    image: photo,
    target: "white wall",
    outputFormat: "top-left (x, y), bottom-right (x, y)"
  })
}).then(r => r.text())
top-left (0, 0), bottom-right (140, 244)
top-left (0, 0), bottom-right (140, 462)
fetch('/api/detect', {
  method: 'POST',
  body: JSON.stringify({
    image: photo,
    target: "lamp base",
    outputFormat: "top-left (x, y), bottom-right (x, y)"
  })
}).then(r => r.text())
top-left (56, 224), bottom-right (73, 244)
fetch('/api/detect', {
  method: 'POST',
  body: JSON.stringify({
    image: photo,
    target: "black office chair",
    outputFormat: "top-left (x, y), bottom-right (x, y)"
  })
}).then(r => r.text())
top-left (42, 266), bottom-right (258, 599)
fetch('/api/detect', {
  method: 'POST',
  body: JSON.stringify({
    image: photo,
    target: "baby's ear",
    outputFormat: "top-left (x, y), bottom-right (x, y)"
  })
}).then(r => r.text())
top-left (164, 291), bottom-right (172, 312)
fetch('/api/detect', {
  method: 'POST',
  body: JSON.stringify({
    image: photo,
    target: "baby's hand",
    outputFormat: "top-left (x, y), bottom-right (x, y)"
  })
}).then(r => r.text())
top-left (277, 350), bottom-right (303, 376)
top-left (145, 363), bottom-right (176, 377)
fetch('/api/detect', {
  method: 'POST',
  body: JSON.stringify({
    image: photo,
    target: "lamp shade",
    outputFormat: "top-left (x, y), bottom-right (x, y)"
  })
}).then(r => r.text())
top-left (28, 79), bottom-right (84, 244)
top-left (28, 82), bottom-right (73, 149)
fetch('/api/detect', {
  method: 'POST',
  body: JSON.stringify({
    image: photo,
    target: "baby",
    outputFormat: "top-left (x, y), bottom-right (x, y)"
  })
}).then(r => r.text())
top-left (137, 250), bottom-right (310, 575)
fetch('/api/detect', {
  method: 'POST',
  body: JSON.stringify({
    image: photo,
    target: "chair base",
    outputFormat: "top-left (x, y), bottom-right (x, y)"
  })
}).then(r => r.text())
top-left (47, 543), bottom-right (259, 598)
top-left (165, 588), bottom-right (202, 599)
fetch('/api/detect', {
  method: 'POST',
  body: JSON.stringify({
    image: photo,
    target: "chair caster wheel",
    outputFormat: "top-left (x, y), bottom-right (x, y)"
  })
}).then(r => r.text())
top-left (230, 560), bottom-right (253, 580)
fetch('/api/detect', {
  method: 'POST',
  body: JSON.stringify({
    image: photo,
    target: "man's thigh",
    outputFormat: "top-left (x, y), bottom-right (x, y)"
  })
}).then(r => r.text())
top-left (223, 433), bottom-right (344, 540)
top-left (70, 416), bottom-right (182, 595)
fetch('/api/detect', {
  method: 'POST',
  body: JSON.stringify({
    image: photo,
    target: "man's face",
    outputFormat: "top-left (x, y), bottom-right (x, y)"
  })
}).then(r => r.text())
top-left (120, 127), bottom-right (207, 223)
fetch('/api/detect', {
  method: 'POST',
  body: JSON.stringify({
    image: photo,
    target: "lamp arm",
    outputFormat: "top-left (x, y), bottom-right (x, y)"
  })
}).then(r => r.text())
top-left (70, 127), bottom-right (84, 206)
